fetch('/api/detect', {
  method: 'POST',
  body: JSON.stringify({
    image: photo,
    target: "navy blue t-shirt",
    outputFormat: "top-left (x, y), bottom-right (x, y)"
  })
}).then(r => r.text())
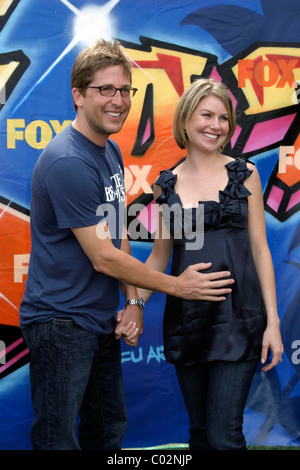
top-left (20, 125), bottom-right (125, 334)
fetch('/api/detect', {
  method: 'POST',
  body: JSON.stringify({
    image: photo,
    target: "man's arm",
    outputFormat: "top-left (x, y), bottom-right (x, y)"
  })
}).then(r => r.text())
top-left (116, 234), bottom-right (144, 346)
top-left (71, 220), bottom-right (234, 300)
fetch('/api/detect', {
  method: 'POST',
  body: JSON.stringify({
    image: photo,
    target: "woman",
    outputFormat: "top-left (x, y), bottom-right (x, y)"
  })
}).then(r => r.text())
top-left (132, 78), bottom-right (283, 449)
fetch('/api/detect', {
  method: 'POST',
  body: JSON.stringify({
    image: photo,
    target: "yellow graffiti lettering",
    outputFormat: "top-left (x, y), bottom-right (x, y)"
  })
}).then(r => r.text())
top-left (50, 119), bottom-right (71, 135)
top-left (7, 119), bottom-right (72, 149)
top-left (24, 120), bottom-right (52, 149)
top-left (7, 118), bottom-right (25, 149)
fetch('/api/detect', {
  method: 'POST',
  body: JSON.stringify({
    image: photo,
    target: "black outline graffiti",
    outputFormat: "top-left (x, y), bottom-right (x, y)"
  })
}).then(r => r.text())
top-left (131, 83), bottom-right (155, 156)
top-left (0, 0), bottom-right (21, 32)
top-left (0, 50), bottom-right (30, 112)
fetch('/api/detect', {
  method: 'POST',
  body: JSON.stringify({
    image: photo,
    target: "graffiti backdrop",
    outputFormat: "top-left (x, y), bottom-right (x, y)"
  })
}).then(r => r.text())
top-left (0, 0), bottom-right (299, 449)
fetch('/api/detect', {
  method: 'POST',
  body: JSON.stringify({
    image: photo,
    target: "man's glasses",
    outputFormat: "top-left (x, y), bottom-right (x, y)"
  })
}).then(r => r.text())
top-left (84, 85), bottom-right (138, 98)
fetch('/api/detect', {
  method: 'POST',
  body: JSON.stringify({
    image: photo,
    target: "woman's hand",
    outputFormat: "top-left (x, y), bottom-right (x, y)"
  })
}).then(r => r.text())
top-left (114, 306), bottom-right (143, 347)
top-left (261, 324), bottom-right (284, 372)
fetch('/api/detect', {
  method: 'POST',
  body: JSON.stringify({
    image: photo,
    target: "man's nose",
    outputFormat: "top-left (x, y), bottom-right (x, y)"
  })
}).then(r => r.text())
top-left (111, 89), bottom-right (124, 103)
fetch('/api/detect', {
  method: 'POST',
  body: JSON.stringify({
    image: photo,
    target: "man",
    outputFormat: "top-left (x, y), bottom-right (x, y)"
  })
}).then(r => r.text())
top-left (20, 39), bottom-right (234, 450)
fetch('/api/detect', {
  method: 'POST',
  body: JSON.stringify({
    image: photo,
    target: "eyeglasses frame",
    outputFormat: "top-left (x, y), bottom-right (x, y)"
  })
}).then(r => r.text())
top-left (83, 85), bottom-right (138, 98)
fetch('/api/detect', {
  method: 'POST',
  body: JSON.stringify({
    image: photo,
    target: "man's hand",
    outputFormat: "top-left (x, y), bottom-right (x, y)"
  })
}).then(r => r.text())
top-left (176, 262), bottom-right (235, 301)
top-left (114, 305), bottom-right (144, 347)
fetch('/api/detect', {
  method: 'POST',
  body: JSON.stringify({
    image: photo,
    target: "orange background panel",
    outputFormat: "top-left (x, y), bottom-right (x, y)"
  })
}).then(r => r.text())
top-left (0, 205), bottom-right (30, 327)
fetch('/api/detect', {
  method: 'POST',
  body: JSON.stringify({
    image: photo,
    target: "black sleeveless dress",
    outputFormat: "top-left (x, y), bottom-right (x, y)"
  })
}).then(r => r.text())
top-left (155, 158), bottom-right (267, 365)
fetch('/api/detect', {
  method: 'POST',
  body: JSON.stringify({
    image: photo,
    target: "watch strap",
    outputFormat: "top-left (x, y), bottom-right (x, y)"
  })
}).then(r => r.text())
top-left (126, 298), bottom-right (145, 309)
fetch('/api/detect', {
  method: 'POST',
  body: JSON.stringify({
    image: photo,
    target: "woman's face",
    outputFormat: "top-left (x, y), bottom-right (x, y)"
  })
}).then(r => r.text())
top-left (187, 95), bottom-right (230, 154)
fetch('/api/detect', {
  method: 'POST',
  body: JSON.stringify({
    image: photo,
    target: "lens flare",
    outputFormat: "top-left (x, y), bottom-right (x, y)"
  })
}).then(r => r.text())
top-left (73, 1), bottom-right (120, 46)
top-left (12, 0), bottom-right (120, 114)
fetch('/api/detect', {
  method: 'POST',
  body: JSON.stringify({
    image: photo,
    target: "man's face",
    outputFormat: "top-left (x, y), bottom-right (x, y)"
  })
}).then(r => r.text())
top-left (74, 65), bottom-right (132, 145)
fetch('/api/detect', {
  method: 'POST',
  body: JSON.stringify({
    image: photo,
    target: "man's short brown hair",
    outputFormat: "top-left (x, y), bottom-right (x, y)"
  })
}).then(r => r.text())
top-left (71, 39), bottom-right (132, 110)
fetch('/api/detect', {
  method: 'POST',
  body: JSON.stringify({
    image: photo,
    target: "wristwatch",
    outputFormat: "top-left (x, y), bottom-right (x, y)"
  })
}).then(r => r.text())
top-left (126, 298), bottom-right (145, 310)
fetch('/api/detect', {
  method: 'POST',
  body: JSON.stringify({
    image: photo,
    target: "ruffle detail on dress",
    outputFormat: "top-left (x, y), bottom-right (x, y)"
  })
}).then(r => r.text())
top-left (222, 158), bottom-right (253, 199)
top-left (203, 195), bottom-right (242, 228)
top-left (155, 170), bottom-right (177, 204)
top-left (155, 158), bottom-right (253, 230)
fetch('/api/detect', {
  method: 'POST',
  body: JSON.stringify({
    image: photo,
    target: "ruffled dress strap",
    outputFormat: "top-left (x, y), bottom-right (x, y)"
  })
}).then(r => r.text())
top-left (155, 169), bottom-right (177, 204)
top-left (222, 157), bottom-right (254, 199)
top-left (205, 158), bottom-right (254, 228)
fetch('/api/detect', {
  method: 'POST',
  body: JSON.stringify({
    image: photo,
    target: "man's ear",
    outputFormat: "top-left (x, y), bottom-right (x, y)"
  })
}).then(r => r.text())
top-left (72, 87), bottom-right (84, 109)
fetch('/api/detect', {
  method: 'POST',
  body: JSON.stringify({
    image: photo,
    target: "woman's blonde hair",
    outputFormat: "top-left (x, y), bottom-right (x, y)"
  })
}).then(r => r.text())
top-left (173, 78), bottom-right (236, 151)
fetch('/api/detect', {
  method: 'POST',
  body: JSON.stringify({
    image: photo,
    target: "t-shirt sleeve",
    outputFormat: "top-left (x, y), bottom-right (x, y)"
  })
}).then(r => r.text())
top-left (44, 156), bottom-right (105, 229)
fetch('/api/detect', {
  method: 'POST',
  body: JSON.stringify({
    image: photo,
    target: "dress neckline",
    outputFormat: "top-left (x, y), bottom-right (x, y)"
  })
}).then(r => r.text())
top-left (155, 157), bottom-right (252, 209)
top-left (170, 160), bottom-right (234, 207)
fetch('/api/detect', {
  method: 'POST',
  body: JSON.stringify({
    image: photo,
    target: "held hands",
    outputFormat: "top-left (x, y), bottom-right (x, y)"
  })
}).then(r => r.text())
top-left (176, 262), bottom-right (235, 301)
top-left (114, 304), bottom-right (144, 347)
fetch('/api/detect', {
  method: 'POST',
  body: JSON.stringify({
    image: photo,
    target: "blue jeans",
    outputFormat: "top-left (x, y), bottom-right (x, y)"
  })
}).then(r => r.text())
top-left (22, 319), bottom-right (127, 450)
top-left (175, 359), bottom-right (259, 450)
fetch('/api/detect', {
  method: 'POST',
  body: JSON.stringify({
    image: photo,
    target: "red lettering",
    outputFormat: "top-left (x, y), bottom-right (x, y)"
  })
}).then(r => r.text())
top-left (273, 59), bottom-right (298, 87)
top-left (238, 60), bottom-right (254, 87)
top-left (238, 56), bottom-right (300, 89)
top-left (253, 60), bottom-right (279, 87)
